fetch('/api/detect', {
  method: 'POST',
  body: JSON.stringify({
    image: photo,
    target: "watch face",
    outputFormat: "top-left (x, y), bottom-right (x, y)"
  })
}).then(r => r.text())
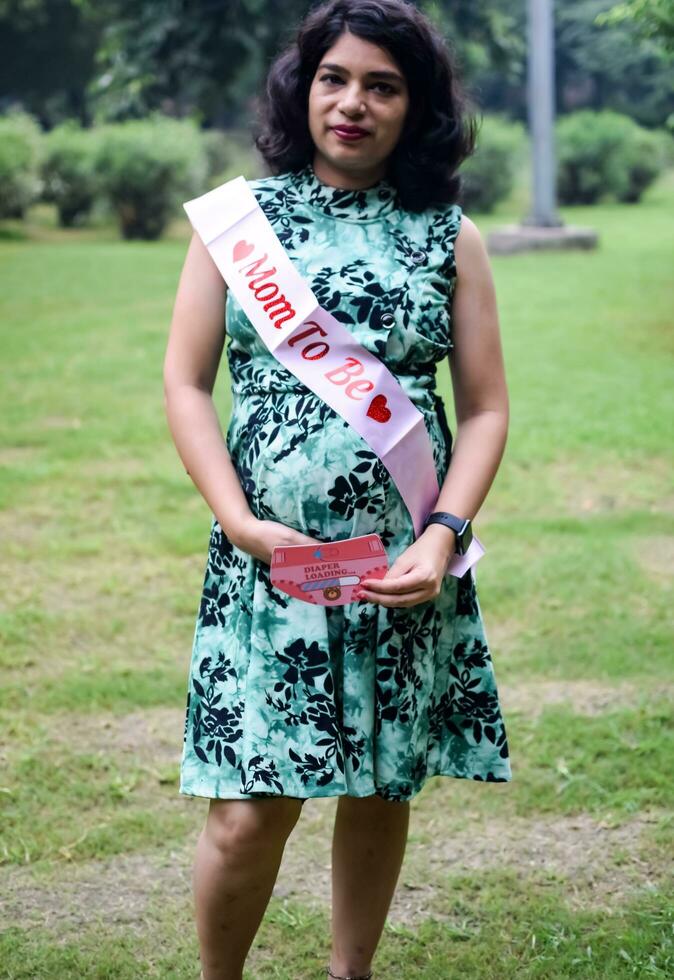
top-left (456, 521), bottom-right (473, 555)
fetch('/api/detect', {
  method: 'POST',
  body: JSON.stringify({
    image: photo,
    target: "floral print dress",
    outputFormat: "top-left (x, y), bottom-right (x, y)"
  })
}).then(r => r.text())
top-left (179, 162), bottom-right (511, 802)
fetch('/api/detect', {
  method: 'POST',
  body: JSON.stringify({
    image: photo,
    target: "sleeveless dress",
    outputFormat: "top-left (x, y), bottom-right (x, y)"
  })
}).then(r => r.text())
top-left (179, 162), bottom-right (511, 802)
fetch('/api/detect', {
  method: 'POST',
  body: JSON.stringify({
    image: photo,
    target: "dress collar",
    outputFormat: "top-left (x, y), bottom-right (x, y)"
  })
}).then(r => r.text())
top-left (288, 162), bottom-right (399, 220)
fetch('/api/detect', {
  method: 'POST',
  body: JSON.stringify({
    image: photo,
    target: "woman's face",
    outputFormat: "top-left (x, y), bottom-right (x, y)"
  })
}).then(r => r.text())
top-left (307, 29), bottom-right (410, 183)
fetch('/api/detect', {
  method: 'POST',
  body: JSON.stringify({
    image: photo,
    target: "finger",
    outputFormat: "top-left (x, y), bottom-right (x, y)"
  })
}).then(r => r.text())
top-left (357, 578), bottom-right (429, 600)
top-left (382, 559), bottom-right (416, 580)
top-left (360, 573), bottom-right (426, 594)
top-left (360, 553), bottom-right (418, 588)
top-left (359, 588), bottom-right (431, 608)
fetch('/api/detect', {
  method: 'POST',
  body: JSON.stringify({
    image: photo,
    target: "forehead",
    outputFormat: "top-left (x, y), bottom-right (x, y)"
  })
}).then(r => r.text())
top-left (319, 30), bottom-right (404, 79)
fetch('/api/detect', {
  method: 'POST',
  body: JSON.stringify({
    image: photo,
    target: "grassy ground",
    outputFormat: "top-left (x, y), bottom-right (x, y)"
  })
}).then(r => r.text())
top-left (1, 165), bottom-right (672, 978)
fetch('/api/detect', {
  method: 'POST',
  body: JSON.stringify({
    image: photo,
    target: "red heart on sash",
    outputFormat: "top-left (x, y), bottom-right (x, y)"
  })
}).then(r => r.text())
top-left (367, 394), bottom-right (391, 423)
top-left (233, 240), bottom-right (254, 262)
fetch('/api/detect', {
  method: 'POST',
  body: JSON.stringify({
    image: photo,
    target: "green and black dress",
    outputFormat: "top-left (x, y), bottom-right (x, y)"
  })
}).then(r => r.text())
top-left (179, 162), bottom-right (511, 802)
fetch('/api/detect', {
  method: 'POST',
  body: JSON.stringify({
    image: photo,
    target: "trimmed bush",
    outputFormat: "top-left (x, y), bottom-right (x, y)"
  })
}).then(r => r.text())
top-left (556, 110), bottom-right (666, 205)
top-left (618, 126), bottom-right (670, 202)
top-left (459, 114), bottom-right (527, 214)
top-left (661, 121), bottom-right (674, 166)
top-left (94, 115), bottom-right (208, 240)
top-left (202, 128), bottom-right (260, 186)
top-left (0, 110), bottom-right (43, 219)
top-left (202, 129), bottom-right (232, 179)
top-left (41, 122), bottom-right (102, 227)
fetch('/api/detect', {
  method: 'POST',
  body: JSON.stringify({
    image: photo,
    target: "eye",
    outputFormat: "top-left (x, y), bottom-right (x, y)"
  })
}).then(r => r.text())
top-left (319, 74), bottom-right (397, 95)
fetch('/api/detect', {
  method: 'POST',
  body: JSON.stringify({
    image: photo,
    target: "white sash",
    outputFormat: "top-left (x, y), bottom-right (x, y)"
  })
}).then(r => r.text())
top-left (183, 176), bottom-right (484, 578)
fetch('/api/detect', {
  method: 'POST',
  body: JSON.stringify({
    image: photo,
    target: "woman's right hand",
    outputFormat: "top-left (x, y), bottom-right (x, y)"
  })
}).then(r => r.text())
top-left (232, 515), bottom-right (319, 565)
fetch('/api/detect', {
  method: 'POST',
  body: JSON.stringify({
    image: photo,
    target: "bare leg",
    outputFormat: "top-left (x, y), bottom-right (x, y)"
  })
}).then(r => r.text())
top-left (193, 796), bottom-right (304, 980)
top-left (328, 794), bottom-right (410, 977)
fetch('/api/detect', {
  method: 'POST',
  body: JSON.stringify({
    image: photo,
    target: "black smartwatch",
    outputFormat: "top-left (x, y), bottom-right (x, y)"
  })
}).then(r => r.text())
top-left (423, 512), bottom-right (473, 555)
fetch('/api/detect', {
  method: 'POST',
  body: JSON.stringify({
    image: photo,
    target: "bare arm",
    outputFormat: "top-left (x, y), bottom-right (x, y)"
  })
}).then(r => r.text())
top-left (163, 231), bottom-right (253, 547)
top-left (423, 213), bottom-right (509, 554)
top-left (163, 231), bottom-right (316, 559)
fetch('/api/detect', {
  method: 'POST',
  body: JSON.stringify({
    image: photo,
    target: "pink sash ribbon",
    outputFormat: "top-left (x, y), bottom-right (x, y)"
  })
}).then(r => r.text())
top-left (183, 176), bottom-right (484, 578)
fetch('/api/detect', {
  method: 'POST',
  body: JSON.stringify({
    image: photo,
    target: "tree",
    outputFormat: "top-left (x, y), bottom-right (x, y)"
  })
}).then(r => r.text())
top-left (595, 0), bottom-right (674, 54)
top-left (1, 0), bottom-right (672, 131)
top-left (555, 0), bottom-right (673, 127)
top-left (69, 0), bottom-right (527, 127)
top-left (0, 0), bottom-right (102, 125)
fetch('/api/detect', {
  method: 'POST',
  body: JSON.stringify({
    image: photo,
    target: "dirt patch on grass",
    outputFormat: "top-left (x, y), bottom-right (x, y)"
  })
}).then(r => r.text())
top-left (2, 689), bottom-right (668, 935)
top-left (633, 534), bottom-right (674, 579)
top-left (497, 678), bottom-right (657, 720)
top-left (1, 805), bottom-right (665, 935)
top-left (0, 849), bottom-right (192, 937)
top-left (40, 415), bottom-right (84, 430)
top-left (0, 503), bottom-right (49, 555)
top-left (548, 455), bottom-right (674, 517)
top-left (417, 810), bottom-right (666, 913)
top-left (278, 806), bottom-right (665, 920)
top-left (0, 446), bottom-right (41, 467)
top-left (64, 705), bottom-right (184, 762)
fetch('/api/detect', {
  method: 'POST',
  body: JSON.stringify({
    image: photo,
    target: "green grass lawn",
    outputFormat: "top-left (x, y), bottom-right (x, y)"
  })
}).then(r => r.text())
top-left (1, 167), bottom-right (672, 978)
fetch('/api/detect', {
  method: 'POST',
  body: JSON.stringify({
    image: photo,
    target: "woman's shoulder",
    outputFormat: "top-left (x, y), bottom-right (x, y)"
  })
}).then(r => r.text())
top-left (453, 212), bottom-right (485, 255)
top-left (452, 212), bottom-right (493, 284)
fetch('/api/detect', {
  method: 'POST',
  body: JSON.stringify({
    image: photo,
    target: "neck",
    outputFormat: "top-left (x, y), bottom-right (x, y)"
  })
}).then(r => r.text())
top-left (311, 153), bottom-right (388, 190)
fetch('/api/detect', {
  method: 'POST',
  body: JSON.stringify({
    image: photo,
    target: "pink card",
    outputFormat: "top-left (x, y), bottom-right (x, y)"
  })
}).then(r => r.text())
top-left (270, 533), bottom-right (389, 606)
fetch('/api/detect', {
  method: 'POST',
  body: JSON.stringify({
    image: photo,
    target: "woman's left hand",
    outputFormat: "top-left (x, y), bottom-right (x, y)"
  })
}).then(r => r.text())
top-left (356, 524), bottom-right (456, 608)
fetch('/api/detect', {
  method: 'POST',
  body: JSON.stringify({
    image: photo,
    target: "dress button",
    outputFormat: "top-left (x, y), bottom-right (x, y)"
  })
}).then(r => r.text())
top-left (411, 249), bottom-right (427, 264)
top-left (380, 312), bottom-right (395, 326)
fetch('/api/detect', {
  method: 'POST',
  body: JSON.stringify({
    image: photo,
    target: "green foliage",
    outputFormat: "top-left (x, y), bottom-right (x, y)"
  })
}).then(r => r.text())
top-left (93, 114), bottom-right (208, 239)
top-left (0, 0), bottom-right (101, 128)
top-left (557, 0), bottom-right (674, 129)
top-left (459, 113), bottom-right (527, 213)
top-left (556, 110), bottom-right (668, 204)
top-left (201, 128), bottom-right (232, 180)
top-left (198, 127), bottom-right (260, 186)
top-left (0, 109), bottom-right (43, 218)
top-left (423, 0), bottom-right (526, 80)
top-left (41, 121), bottom-right (102, 227)
top-left (76, 1), bottom-right (526, 127)
top-left (208, 133), bottom-right (265, 187)
top-left (619, 124), bottom-right (673, 201)
top-left (596, 0), bottom-right (674, 54)
top-left (2, 0), bottom-right (674, 135)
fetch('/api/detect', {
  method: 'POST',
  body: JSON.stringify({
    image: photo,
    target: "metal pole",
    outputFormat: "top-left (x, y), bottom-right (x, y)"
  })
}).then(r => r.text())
top-left (524, 0), bottom-right (563, 226)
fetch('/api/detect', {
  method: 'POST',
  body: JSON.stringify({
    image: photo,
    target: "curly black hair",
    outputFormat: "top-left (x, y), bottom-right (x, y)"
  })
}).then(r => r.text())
top-left (252, 0), bottom-right (479, 212)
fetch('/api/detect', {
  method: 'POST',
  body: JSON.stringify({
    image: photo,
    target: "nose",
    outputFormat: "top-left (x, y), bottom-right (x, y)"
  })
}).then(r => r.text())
top-left (338, 83), bottom-right (366, 115)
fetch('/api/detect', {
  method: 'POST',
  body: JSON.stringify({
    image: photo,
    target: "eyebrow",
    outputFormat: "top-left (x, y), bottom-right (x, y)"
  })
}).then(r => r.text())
top-left (318, 62), bottom-right (405, 85)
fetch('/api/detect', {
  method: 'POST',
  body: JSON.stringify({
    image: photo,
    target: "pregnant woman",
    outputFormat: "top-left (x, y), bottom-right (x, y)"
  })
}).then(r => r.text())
top-left (163, 1), bottom-right (511, 978)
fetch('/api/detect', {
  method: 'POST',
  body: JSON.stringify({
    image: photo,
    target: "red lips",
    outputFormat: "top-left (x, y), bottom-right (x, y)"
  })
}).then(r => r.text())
top-left (333, 126), bottom-right (369, 136)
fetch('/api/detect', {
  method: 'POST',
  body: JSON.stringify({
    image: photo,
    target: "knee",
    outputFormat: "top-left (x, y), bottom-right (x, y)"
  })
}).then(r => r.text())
top-left (205, 797), bottom-right (303, 855)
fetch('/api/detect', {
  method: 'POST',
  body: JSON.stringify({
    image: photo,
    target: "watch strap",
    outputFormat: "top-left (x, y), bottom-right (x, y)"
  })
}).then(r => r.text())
top-left (424, 512), bottom-right (472, 555)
